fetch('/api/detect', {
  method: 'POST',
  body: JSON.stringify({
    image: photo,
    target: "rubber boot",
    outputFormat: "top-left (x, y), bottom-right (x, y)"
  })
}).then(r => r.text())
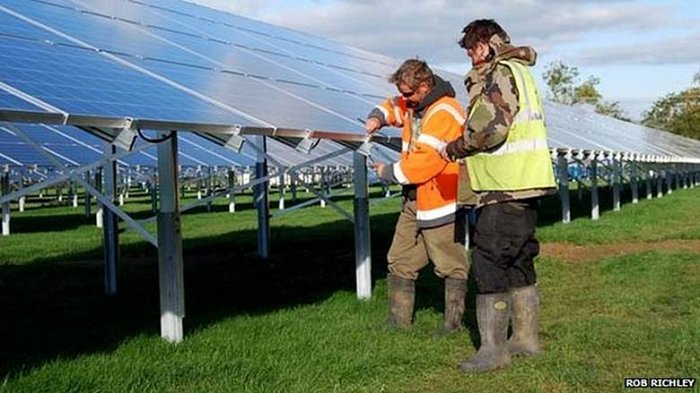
top-left (434, 277), bottom-right (467, 337)
top-left (387, 273), bottom-right (415, 328)
top-left (507, 285), bottom-right (541, 357)
top-left (458, 293), bottom-right (511, 373)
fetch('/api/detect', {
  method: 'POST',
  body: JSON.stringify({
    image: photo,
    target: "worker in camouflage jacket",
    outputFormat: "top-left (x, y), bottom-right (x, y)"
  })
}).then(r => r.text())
top-left (441, 19), bottom-right (557, 373)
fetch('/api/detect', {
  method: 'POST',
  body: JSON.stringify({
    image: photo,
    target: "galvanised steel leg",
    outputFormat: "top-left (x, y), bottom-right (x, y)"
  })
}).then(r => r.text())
top-left (612, 154), bottom-right (621, 212)
top-left (353, 152), bottom-right (371, 299)
top-left (590, 155), bottom-right (599, 220)
top-left (103, 145), bottom-right (119, 297)
top-left (157, 131), bottom-right (185, 343)
top-left (255, 136), bottom-right (270, 259)
top-left (630, 160), bottom-right (639, 204)
top-left (228, 168), bottom-right (236, 213)
top-left (557, 154), bottom-right (570, 223)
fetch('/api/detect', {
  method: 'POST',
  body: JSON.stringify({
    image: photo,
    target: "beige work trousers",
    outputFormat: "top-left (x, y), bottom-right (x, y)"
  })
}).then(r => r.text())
top-left (387, 200), bottom-right (470, 280)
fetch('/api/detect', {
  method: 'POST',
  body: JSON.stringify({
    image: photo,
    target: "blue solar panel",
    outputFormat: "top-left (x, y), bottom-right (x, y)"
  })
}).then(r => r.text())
top-left (178, 133), bottom-right (255, 167)
top-left (0, 124), bottom-right (82, 166)
top-left (0, 0), bottom-right (215, 67)
top-left (1, 0), bottom-right (698, 170)
top-left (0, 89), bottom-right (44, 111)
top-left (0, 36), bottom-right (255, 124)
top-left (132, 58), bottom-right (358, 130)
top-left (142, 0), bottom-right (396, 76)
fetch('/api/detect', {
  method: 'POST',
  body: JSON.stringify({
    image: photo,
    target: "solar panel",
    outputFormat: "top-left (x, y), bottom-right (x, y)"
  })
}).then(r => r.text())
top-left (0, 0), bottom-right (698, 173)
top-left (0, 89), bottom-right (45, 112)
top-left (0, 123), bottom-right (87, 166)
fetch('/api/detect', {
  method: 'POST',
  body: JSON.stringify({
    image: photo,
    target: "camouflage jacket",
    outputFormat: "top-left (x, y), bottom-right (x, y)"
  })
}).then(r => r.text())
top-left (446, 36), bottom-right (556, 206)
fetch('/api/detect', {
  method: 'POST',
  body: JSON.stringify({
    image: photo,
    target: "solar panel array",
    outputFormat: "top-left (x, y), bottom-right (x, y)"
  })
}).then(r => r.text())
top-left (0, 0), bottom-right (698, 172)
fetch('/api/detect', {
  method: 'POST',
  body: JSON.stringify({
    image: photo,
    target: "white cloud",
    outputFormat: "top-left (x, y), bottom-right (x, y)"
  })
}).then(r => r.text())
top-left (240, 0), bottom-right (680, 67)
top-left (191, 0), bottom-right (700, 99)
top-left (189, 0), bottom-right (696, 66)
top-left (574, 32), bottom-right (700, 66)
top-left (187, 0), bottom-right (275, 16)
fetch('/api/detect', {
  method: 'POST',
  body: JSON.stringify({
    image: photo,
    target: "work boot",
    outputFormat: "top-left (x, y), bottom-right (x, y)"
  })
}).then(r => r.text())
top-left (387, 273), bottom-right (415, 328)
top-left (458, 293), bottom-right (511, 373)
top-left (507, 285), bottom-right (541, 357)
top-left (434, 277), bottom-right (468, 337)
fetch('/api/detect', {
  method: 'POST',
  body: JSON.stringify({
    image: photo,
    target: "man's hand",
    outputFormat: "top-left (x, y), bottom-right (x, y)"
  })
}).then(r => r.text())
top-left (370, 161), bottom-right (386, 178)
top-left (364, 117), bottom-right (382, 134)
top-left (439, 145), bottom-right (452, 161)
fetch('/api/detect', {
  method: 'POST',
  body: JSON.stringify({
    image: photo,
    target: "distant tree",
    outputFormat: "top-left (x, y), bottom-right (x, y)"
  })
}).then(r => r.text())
top-left (595, 100), bottom-right (630, 122)
top-left (573, 76), bottom-right (602, 105)
top-left (642, 70), bottom-right (700, 140)
top-left (543, 60), bottom-right (578, 105)
top-left (543, 61), bottom-right (630, 121)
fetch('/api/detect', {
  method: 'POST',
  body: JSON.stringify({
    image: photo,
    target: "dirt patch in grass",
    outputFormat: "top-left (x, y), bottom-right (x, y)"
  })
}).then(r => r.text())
top-left (541, 240), bottom-right (700, 263)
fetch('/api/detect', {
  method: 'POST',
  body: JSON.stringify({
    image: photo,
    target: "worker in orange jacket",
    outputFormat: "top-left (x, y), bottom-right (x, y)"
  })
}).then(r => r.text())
top-left (366, 59), bottom-right (469, 334)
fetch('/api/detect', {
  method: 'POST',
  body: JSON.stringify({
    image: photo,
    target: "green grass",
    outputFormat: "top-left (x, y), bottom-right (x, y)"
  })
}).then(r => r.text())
top-left (538, 185), bottom-right (700, 244)
top-left (0, 186), bottom-right (699, 392)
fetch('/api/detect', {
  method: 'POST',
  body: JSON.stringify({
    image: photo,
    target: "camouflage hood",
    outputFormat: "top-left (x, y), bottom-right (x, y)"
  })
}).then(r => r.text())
top-left (464, 34), bottom-right (537, 108)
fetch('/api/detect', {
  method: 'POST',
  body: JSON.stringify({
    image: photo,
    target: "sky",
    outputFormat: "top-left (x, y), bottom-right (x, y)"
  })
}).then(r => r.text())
top-left (191, 0), bottom-right (700, 120)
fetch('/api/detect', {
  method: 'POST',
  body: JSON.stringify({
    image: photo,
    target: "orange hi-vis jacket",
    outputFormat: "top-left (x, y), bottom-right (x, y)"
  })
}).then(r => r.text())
top-left (368, 77), bottom-right (465, 228)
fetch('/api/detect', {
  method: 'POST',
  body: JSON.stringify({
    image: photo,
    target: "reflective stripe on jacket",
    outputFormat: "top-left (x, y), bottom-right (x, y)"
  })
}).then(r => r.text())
top-left (466, 60), bottom-right (556, 192)
top-left (379, 96), bottom-right (465, 228)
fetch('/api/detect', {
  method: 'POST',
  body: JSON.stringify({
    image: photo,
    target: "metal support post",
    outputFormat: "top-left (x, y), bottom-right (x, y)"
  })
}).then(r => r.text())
top-left (278, 167), bottom-right (286, 211)
top-left (612, 154), bottom-right (621, 212)
top-left (657, 168), bottom-right (664, 198)
top-left (156, 130), bottom-right (185, 343)
top-left (206, 166), bottom-right (212, 213)
top-left (353, 153), bottom-right (371, 299)
top-left (590, 155), bottom-right (599, 220)
top-left (630, 160), bottom-right (638, 204)
top-left (103, 145), bottom-right (120, 297)
top-left (18, 169), bottom-right (25, 213)
top-left (72, 182), bottom-right (78, 208)
top-left (84, 171), bottom-right (92, 217)
top-left (320, 167), bottom-right (327, 208)
top-left (291, 174), bottom-right (298, 204)
top-left (95, 169), bottom-right (104, 228)
top-left (557, 154), bottom-right (570, 223)
top-left (2, 172), bottom-right (10, 236)
top-left (255, 136), bottom-right (270, 259)
top-left (151, 176), bottom-right (158, 214)
top-left (228, 168), bottom-right (236, 213)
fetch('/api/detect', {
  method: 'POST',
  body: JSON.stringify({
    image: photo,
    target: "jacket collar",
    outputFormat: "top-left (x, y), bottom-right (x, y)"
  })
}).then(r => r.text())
top-left (414, 75), bottom-right (456, 115)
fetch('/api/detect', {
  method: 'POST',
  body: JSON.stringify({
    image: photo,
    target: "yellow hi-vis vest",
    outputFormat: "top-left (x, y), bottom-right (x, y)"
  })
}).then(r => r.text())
top-left (466, 60), bottom-right (556, 191)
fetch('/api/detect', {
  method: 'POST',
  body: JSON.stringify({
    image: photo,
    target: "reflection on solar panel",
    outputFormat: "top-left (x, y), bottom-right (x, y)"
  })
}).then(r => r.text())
top-left (0, 0), bottom-right (698, 170)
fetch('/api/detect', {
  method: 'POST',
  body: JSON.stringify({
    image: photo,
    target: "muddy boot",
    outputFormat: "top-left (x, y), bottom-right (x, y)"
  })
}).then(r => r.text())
top-left (458, 293), bottom-right (511, 373)
top-left (434, 277), bottom-right (467, 337)
top-left (387, 274), bottom-right (415, 328)
top-left (507, 285), bottom-right (541, 357)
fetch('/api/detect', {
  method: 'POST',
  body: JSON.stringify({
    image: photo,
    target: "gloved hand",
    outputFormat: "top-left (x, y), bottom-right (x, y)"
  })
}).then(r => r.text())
top-left (364, 117), bottom-right (382, 134)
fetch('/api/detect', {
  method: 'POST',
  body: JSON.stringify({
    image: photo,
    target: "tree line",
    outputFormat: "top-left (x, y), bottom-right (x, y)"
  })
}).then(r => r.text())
top-left (542, 61), bottom-right (700, 140)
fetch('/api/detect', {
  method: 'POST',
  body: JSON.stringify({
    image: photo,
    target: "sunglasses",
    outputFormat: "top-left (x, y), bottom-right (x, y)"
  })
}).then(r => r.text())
top-left (400, 89), bottom-right (416, 98)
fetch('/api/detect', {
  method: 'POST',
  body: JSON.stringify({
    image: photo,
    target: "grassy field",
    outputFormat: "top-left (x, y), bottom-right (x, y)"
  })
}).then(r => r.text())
top-left (0, 185), bottom-right (698, 392)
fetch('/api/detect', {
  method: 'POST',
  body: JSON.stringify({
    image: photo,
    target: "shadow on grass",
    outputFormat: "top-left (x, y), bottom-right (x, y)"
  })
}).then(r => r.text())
top-left (0, 209), bottom-right (398, 380)
top-left (0, 184), bottom-right (645, 379)
top-left (538, 184), bottom-right (643, 226)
